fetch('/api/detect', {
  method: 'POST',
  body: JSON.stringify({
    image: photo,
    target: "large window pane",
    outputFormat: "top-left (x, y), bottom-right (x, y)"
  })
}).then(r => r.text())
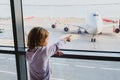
top-left (0, 53), bottom-right (17, 80)
top-left (51, 57), bottom-right (120, 80)
top-left (26, 51), bottom-right (120, 80)
top-left (23, 0), bottom-right (120, 52)
top-left (0, 1), bottom-right (14, 47)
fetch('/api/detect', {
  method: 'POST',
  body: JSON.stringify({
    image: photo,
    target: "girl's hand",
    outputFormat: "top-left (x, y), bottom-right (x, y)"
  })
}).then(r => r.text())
top-left (64, 35), bottom-right (72, 42)
top-left (56, 50), bottom-right (64, 56)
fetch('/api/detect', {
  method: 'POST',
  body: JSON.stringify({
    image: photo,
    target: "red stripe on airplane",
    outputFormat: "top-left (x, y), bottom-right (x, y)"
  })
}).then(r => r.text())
top-left (102, 18), bottom-right (114, 22)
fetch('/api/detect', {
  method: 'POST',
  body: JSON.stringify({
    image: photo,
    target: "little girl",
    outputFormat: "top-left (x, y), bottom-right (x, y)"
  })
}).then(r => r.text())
top-left (26, 27), bottom-right (71, 80)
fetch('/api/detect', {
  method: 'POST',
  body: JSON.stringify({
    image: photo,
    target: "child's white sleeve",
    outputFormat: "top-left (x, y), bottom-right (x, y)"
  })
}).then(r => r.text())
top-left (47, 39), bottom-right (66, 57)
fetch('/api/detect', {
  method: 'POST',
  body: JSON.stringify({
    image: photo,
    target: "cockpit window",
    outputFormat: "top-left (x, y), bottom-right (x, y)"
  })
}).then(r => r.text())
top-left (93, 13), bottom-right (98, 16)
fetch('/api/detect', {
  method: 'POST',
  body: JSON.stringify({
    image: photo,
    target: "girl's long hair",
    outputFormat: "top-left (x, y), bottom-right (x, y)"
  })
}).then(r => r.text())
top-left (27, 27), bottom-right (49, 49)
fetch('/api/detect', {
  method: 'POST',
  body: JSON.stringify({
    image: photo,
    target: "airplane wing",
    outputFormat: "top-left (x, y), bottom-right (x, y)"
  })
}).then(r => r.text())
top-left (61, 23), bottom-right (88, 33)
top-left (103, 18), bottom-right (118, 23)
top-left (103, 19), bottom-right (120, 33)
top-left (102, 18), bottom-right (119, 28)
top-left (66, 23), bottom-right (86, 29)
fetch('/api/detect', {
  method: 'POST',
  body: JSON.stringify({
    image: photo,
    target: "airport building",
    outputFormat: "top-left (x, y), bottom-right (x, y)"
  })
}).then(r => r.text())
top-left (0, 0), bottom-right (120, 80)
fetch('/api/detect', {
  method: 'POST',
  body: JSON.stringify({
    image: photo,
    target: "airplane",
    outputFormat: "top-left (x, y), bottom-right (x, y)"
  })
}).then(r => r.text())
top-left (51, 12), bottom-right (120, 42)
top-left (0, 29), bottom-right (4, 33)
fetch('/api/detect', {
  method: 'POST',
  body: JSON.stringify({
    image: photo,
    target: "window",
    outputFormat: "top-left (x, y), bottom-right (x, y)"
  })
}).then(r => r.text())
top-left (51, 57), bottom-right (120, 80)
top-left (0, 0), bottom-right (119, 80)
top-left (23, 0), bottom-right (120, 80)
top-left (0, 0), bottom-right (27, 80)
top-left (0, 1), bottom-right (14, 47)
top-left (0, 54), bottom-right (17, 80)
top-left (23, 0), bottom-right (120, 52)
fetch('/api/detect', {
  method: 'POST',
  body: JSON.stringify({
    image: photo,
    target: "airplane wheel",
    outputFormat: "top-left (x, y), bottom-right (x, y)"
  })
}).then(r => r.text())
top-left (64, 27), bottom-right (69, 32)
top-left (0, 30), bottom-right (2, 33)
top-left (51, 24), bottom-right (56, 28)
top-left (93, 38), bottom-right (96, 42)
top-left (0, 29), bottom-right (4, 33)
top-left (91, 38), bottom-right (96, 42)
top-left (91, 38), bottom-right (93, 42)
top-left (84, 30), bottom-right (88, 34)
top-left (99, 32), bottom-right (102, 35)
top-left (78, 31), bottom-right (81, 34)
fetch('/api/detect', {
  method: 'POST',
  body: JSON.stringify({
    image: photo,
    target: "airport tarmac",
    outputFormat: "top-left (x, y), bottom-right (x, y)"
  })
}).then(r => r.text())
top-left (0, 18), bottom-right (120, 80)
top-left (0, 18), bottom-right (120, 54)
top-left (47, 26), bottom-right (120, 51)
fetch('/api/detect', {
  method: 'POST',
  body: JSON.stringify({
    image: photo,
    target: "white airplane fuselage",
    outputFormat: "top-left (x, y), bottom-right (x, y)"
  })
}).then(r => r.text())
top-left (85, 12), bottom-right (103, 35)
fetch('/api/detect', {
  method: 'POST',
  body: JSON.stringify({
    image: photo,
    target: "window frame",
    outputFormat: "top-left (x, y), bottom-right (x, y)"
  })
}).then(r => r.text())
top-left (0, 0), bottom-right (120, 80)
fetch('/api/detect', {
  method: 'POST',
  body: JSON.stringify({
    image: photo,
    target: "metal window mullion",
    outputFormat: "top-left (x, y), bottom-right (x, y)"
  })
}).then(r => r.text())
top-left (10, 0), bottom-right (27, 80)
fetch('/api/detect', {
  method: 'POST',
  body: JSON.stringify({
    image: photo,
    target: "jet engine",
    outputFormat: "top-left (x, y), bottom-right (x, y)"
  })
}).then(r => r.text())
top-left (64, 27), bottom-right (69, 32)
top-left (113, 28), bottom-right (120, 33)
top-left (113, 19), bottom-right (120, 33)
top-left (51, 24), bottom-right (56, 28)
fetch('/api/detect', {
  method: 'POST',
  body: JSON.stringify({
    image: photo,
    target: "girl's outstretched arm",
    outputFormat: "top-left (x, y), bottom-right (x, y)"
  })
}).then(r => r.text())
top-left (47, 35), bottom-right (72, 57)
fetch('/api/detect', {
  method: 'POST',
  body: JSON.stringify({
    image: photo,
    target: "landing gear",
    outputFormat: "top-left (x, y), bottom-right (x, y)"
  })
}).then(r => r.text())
top-left (64, 27), bottom-right (69, 32)
top-left (91, 38), bottom-right (96, 42)
top-left (0, 29), bottom-right (4, 33)
top-left (84, 30), bottom-right (88, 34)
top-left (91, 34), bottom-right (96, 42)
top-left (99, 32), bottom-right (102, 35)
top-left (77, 27), bottom-right (88, 34)
top-left (77, 27), bottom-right (82, 34)
top-left (78, 30), bottom-right (81, 34)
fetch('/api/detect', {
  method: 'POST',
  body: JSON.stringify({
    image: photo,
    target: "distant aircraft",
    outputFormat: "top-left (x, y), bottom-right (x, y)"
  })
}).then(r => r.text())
top-left (0, 16), bottom-right (35, 33)
top-left (51, 12), bottom-right (120, 42)
top-left (0, 29), bottom-right (4, 33)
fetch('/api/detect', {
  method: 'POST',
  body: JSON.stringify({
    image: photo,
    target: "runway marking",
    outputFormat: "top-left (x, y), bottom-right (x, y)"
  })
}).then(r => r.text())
top-left (52, 63), bottom-right (69, 66)
top-left (75, 65), bottom-right (96, 69)
top-left (101, 67), bottom-right (120, 71)
top-left (51, 77), bottom-right (65, 80)
top-left (0, 70), bottom-right (16, 75)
